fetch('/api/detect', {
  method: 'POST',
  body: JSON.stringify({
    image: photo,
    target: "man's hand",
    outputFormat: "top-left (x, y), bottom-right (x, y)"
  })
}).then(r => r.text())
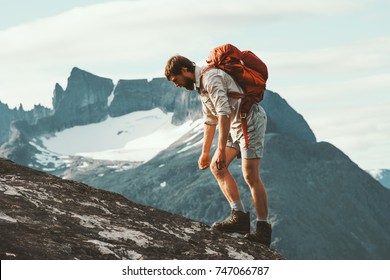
top-left (213, 148), bottom-right (226, 170)
top-left (198, 152), bottom-right (211, 170)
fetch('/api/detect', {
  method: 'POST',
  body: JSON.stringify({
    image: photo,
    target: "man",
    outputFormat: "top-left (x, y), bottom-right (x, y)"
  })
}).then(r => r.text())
top-left (164, 55), bottom-right (271, 246)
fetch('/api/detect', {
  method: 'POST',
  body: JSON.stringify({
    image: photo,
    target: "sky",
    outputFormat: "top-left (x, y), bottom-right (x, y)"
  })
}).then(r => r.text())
top-left (0, 0), bottom-right (389, 170)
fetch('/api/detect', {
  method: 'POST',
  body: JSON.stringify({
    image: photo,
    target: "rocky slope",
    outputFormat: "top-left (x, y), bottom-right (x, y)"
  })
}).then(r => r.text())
top-left (0, 158), bottom-right (283, 260)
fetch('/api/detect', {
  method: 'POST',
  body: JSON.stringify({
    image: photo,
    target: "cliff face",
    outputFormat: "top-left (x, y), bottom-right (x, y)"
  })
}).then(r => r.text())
top-left (0, 158), bottom-right (283, 260)
top-left (261, 91), bottom-right (316, 142)
top-left (0, 102), bottom-right (52, 145)
top-left (52, 67), bottom-right (114, 128)
top-left (108, 77), bottom-right (201, 123)
top-left (109, 79), bottom-right (153, 117)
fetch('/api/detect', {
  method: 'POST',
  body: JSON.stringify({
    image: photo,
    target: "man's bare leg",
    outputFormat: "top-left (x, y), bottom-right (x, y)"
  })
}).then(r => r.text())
top-left (241, 158), bottom-right (268, 220)
top-left (210, 147), bottom-right (250, 234)
top-left (210, 147), bottom-right (241, 203)
top-left (241, 158), bottom-right (272, 246)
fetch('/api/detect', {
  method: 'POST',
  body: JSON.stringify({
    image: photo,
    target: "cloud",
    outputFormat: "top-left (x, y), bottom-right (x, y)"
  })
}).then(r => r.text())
top-left (264, 36), bottom-right (390, 82)
top-left (311, 103), bottom-right (390, 170)
top-left (274, 74), bottom-right (390, 170)
top-left (0, 0), bottom-right (371, 109)
top-left (0, 0), bottom-right (381, 108)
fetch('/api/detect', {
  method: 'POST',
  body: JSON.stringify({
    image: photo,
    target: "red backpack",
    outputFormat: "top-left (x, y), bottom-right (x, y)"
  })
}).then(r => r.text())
top-left (200, 44), bottom-right (268, 149)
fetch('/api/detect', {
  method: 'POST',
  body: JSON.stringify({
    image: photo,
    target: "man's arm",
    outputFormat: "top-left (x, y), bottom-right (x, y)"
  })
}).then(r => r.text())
top-left (198, 124), bottom-right (216, 170)
top-left (201, 69), bottom-right (232, 170)
top-left (214, 115), bottom-right (230, 170)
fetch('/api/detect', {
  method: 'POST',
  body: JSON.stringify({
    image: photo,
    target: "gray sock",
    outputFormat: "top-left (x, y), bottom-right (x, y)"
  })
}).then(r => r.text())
top-left (257, 218), bottom-right (268, 223)
top-left (230, 200), bottom-right (246, 212)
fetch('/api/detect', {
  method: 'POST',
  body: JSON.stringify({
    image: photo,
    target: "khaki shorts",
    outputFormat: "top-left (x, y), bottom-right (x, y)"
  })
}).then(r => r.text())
top-left (227, 105), bottom-right (267, 159)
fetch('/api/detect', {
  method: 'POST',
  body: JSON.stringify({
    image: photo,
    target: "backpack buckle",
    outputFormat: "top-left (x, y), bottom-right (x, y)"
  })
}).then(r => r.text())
top-left (240, 112), bottom-right (247, 119)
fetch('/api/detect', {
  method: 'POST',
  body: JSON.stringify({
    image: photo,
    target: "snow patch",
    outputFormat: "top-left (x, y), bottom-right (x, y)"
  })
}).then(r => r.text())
top-left (177, 122), bottom-right (203, 153)
top-left (29, 139), bottom-right (67, 170)
top-left (183, 128), bottom-right (203, 143)
top-left (78, 162), bottom-right (89, 169)
top-left (41, 108), bottom-right (204, 163)
top-left (114, 163), bottom-right (141, 172)
top-left (368, 169), bottom-right (384, 180)
top-left (107, 82), bottom-right (117, 107)
top-left (177, 138), bottom-right (203, 153)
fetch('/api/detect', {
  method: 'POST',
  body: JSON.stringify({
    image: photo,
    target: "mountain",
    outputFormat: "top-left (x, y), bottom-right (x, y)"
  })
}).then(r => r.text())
top-left (0, 67), bottom-right (201, 170)
top-left (0, 102), bottom-right (52, 145)
top-left (368, 169), bottom-right (390, 189)
top-left (1, 67), bottom-right (389, 260)
top-left (0, 158), bottom-right (283, 260)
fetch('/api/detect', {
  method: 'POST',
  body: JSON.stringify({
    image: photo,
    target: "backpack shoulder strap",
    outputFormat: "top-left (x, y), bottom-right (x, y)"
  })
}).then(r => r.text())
top-left (199, 65), bottom-right (216, 94)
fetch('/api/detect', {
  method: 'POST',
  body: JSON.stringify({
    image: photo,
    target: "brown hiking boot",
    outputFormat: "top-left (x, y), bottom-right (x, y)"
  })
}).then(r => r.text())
top-left (212, 210), bottom-right (250, 234)
top-left (244, 221), bottom-right (272, 246)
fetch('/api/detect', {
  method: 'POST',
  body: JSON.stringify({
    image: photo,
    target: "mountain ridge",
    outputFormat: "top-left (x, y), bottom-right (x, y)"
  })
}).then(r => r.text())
top-left (0, 67), bottom-right (315, 169)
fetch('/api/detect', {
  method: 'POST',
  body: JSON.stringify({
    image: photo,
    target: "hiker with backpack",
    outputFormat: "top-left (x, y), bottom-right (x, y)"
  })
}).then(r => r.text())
top-left (164, 44), bottom-right (271, 246)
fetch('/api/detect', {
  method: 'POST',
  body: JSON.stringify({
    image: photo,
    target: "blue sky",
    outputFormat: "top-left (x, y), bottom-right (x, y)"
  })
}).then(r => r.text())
top-left (0, 0), bottom-right (389, 170)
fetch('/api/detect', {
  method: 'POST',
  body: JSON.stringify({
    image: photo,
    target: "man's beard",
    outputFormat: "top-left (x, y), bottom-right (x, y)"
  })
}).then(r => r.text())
top-left (182, 76), bottom-right (195, 91)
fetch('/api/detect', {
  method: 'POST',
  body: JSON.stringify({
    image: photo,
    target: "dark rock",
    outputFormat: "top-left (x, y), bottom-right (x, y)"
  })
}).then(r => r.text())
top-left (52, 67), bottom-right (114, 128)
top-left (261, 90), bottom-right (316, 143)
top-left (0, 102), bottom-right (52, 145)
top-left (109, 79), bottom-right (153, 117)
top-left (0, 124), bottom-right (38, 166)
top-left (0, 158), bottom-right (283, 260)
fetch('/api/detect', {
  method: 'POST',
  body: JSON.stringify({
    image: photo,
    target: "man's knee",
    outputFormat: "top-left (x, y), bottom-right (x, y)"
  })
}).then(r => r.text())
top-left (243, 172), bottom-right (261, 187)
top-left (210, 164), bottom-right (228, 179)
top-left (244, 174), bottom-right (257, 187)
top-left (242, 159), bottom-right (261, 187)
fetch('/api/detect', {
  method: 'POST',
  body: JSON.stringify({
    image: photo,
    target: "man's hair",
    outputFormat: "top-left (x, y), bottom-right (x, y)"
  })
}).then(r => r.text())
top-left (164, 55), bottom-right (195, 80)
